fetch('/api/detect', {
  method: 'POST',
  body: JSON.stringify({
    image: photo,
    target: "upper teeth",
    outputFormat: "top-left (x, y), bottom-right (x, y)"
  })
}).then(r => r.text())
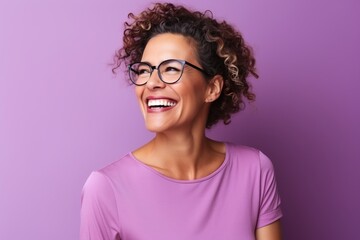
top-left (148, 99), bottom-right (176, 107)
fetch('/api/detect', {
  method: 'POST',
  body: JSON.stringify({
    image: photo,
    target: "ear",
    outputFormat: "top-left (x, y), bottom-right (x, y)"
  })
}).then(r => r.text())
top-left (205, 75), bottom-right (224, 103)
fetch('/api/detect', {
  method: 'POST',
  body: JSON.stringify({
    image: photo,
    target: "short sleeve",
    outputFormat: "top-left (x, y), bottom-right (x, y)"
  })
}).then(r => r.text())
top-left (256, 151), bottom-right (283, 228)
top-left (80, 171), bottom-right (120, 240)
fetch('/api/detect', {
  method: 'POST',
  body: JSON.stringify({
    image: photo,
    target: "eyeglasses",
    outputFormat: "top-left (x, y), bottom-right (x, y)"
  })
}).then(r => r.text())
top-left (128, 59), bottom-right (209, 86)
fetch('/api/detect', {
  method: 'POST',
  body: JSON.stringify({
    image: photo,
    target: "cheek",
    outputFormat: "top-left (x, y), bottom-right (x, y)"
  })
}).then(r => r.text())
top-left (134, 87), bottom-right (146, 111)
top-left (135, 87), bottom-right (143, 100)
top-left (181, 82), bottom-right (207, 101)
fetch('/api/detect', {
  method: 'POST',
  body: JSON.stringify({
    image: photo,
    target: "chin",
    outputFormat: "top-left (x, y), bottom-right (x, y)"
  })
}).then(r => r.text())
top-left (144, 122), bottom-right (168, 133)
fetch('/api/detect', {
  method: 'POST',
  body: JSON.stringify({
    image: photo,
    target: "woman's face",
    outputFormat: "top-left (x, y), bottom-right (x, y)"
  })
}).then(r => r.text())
top-left (135, 33), bottom-right (211, 133)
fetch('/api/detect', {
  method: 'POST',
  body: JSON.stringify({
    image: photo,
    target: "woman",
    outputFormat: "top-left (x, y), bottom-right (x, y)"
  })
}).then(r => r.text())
top-left (80, 3), bottom-right (282, 240)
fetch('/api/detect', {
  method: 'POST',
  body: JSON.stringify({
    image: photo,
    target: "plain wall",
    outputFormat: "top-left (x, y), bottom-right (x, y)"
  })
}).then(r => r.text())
top-left (1, 0), bottom-right (359, 239)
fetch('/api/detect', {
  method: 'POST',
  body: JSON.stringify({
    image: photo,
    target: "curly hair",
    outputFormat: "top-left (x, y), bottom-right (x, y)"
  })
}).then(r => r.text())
top-left (113, 2), bottom-right (258, 128)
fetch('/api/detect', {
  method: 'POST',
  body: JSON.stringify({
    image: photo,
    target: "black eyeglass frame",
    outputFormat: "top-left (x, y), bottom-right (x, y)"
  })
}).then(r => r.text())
top-left (128, 59), bottom-right (210, 86)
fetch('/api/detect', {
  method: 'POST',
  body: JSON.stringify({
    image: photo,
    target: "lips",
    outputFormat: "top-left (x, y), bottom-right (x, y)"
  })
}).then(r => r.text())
top-left (146, 98), bottom-right (177, 112)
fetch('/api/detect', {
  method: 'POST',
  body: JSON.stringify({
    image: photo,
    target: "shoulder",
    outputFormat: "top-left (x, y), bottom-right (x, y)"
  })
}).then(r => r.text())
top-left (225, 143), bottom-right (275, 172)
top-left (82, 153), bottom-right (136, 191)
top-left (96, 152), bottom-right (137, 178)
top-left (82, 171), bottom-right (114, 203)
top-left (81, 153), bottom-right (136, 201)
top-left (226, 143), bottom-right (260, 158)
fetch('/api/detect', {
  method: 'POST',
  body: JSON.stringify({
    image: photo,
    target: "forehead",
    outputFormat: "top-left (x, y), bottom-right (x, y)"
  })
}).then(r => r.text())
top-left (141, 33), bottom-right (198, 63)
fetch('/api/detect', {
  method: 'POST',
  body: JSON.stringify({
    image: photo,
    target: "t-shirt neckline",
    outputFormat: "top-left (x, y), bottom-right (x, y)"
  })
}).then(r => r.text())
top-left (129, 143), bottom-right (230, 184)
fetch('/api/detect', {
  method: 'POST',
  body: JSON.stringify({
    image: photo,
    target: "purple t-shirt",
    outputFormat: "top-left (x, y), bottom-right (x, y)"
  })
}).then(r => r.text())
top-left (80, 144), bottom-right (282, 240)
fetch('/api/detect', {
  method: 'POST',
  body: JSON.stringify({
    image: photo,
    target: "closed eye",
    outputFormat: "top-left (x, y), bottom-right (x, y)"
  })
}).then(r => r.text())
top-left (138, 68), bottom-right (151, 76)
top-left (164, 66), bottom-right (181, 73)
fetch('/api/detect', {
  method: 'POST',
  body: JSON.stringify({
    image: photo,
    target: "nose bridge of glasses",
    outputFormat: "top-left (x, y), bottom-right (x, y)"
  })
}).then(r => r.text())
top-left (148, 65), bottom-right (158, 76)
top-left (150, 65), bottom-right (157, 71)
top-left (147, 65), bottom-right (164, 84)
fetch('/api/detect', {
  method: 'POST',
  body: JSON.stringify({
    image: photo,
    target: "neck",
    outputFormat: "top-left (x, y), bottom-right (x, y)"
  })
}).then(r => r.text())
top-left (134, 130), bottom-right (225, 180)
top-left (153, 131), bottom-right (208, 162)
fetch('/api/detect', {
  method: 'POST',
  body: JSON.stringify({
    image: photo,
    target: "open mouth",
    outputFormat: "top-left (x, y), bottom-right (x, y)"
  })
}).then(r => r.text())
top-left (147, 99), bottom-right (177, 109)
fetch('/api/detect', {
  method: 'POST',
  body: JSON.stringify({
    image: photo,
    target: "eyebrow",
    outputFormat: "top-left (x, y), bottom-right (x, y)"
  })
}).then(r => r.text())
top-left (137, 61), bottom-right (152, 65)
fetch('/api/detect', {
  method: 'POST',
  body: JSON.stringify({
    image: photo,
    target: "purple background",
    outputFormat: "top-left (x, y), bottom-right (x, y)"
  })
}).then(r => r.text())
top-left (1, 0), bottom-right (359, 239)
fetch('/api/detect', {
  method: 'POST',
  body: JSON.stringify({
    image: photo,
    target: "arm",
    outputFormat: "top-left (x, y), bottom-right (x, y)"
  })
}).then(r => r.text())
top-left (256, 151), bottom-right (283, 239)
top-left (80, 171), bottom-right (120, 240)
top-left (256, 220), bottom-right (282, 240)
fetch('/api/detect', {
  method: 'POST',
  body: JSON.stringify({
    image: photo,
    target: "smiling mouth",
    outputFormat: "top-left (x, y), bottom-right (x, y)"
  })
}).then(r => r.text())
top-left (147, 99), bottom-right (177, 109)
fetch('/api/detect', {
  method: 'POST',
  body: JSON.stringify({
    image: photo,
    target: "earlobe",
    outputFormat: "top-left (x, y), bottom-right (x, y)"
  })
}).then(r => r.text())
top-left (205, 75), bottom-right (224, 102)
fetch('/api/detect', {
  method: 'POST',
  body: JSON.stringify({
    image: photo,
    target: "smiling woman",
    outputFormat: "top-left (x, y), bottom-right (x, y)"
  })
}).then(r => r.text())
top-left (134, 33), bottom-right (214, 133)
top-left (80, 3), bottom-right (282, 240)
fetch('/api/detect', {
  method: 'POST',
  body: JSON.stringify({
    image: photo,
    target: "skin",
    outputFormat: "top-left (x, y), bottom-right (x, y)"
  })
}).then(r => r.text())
top-left (132, 33), bottom-right (281, 239)
top-left (256, 221), bottom-right (282, 240)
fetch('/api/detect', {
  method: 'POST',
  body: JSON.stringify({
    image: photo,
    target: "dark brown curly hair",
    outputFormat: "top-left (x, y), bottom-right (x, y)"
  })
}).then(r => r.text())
top-left (113, 2), bottom-right (258, 128)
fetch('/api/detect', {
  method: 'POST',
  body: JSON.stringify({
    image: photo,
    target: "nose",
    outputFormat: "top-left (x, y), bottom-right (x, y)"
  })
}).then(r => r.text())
top-left (146, 69), bottom-right (166, 90)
